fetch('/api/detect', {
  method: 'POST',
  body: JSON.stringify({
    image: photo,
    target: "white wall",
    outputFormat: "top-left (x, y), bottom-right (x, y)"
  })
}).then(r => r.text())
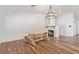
top-left (76, 21), bottom-right (78, 34)
top-left (3, 13), bottom-right (46, 34)
top-left (59, 13), bottom-right (76, 36)
top-left (77, 20), bottom-right (79, 34)
top-left (0, 16), bottom-right (3, 33)
top-left (73, 18), bottom-right (77, 35)
top-left (0, 17), bottom-right (1, 33)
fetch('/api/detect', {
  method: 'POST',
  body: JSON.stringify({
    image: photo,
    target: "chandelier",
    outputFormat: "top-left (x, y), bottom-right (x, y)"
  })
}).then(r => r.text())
top-left (45, 5), bottom-right (57, 28)
top-left (46, 5), bottom-right (57, 19)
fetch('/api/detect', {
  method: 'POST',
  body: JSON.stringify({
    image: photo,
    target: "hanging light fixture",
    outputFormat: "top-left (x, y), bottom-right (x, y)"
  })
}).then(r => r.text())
top-left (46, 5), bottom-right (57, 20)
top-left (45, 5), bottom-right (57, 28)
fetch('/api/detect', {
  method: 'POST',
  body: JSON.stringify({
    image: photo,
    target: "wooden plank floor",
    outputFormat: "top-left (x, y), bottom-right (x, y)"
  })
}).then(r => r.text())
top-left (0, 35), bottom-right (79, 54)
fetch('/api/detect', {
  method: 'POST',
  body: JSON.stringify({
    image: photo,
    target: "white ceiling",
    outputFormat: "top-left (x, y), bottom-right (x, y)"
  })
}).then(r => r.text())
top-left (0, 5), bottom-right (79, 19)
